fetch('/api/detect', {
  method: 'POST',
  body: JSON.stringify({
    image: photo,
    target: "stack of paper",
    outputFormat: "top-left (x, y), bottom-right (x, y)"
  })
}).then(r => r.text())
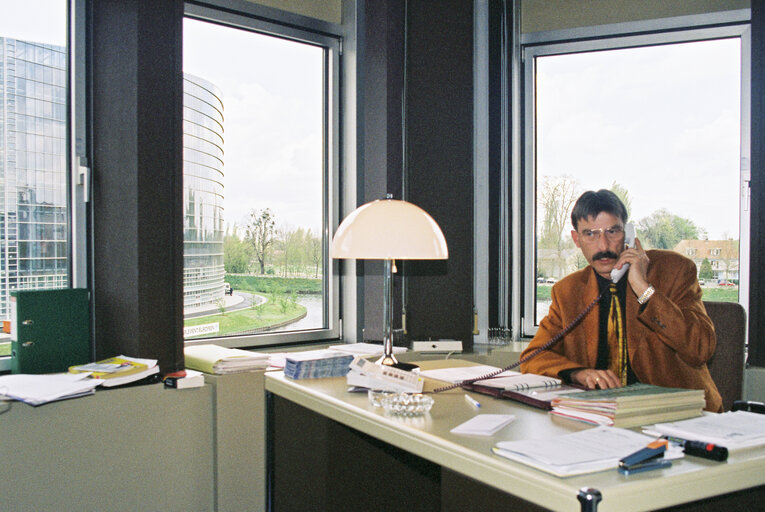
top-left (283, 349), bottom-right (354, 379)
top-left (184, 344), bottom-right (270, 374)
top-left (650, 411), bottom-right (765, 450)
top-left (550, 384), bottom-right (705, 428)
top-left (0, 372), bottom-right (102, 406)
top-left (493, 426), bottom-right (658, 476)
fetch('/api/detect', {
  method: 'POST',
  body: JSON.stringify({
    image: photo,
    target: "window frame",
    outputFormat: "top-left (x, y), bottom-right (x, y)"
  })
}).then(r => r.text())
top-left (515, 15), bottom-right (751, 338)
top-left (181, 3), bottom-right (341, 349)
top-left (0, 0), bottom-right (87, 372)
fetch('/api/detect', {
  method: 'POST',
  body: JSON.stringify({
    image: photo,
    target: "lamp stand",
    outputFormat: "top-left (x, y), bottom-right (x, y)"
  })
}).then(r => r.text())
top-left (377, 259), bottom-right (417, 371)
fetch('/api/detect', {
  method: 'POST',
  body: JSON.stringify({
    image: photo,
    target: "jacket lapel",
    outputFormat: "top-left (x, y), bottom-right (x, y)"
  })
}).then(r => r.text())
top-left (579, 268), bottom-right (601, 367)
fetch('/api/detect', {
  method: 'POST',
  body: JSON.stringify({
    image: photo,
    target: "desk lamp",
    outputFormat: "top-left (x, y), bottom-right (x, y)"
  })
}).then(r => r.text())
top-left (330, 196), bottom-right (448, 368)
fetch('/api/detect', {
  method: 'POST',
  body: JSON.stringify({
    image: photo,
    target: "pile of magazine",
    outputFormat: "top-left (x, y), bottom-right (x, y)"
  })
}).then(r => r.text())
top-left (283, 350), bottom-right (354, 379)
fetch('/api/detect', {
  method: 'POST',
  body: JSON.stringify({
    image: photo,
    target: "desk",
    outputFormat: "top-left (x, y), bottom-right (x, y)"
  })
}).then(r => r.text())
top-left (265, 367), bottom-right (765, 512)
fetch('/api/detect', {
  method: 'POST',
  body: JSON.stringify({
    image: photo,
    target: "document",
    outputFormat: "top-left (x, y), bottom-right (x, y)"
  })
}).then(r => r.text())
top-left (0, 372), bottom-right (102, 406)
top-left (493, 426), bottom-right (656, 477)
top-left (450, 414), bottom-right (516, 436)
top-left (650, 411), bottom-right (765, 450)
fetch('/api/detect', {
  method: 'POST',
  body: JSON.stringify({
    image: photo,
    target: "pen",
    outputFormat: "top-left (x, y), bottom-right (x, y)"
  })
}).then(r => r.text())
top-left (663, 436), bottom-right (728, 461)
top-left (464, 394), bottom-right (481, 409)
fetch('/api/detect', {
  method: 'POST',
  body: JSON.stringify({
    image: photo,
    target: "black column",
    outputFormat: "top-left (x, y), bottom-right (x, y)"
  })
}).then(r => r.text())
top-left (90, 0), bottom-right (184, 372)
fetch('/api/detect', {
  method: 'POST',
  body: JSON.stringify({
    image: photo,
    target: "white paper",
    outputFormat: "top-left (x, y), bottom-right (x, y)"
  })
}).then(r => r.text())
top-left (650, 411), bottom-right (765, 449)
top-left (450, 414), bottom-right (516, 436)
top-left (493, 426), bottom-right (655, 476)
top-left (328, 343), bottom-right (407, 356)
top-left (419, 365), bottom-right (507, 383)
top-left (0, 372), bottom-right (102, 406)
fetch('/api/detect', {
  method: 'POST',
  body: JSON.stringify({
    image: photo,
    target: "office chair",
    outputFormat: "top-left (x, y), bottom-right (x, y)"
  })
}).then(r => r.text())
top-left (703, 301), bottom-right (747, 411)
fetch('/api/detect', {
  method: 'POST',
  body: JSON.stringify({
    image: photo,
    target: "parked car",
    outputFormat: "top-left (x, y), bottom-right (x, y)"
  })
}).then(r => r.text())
top-left (718, 281), bottom-right (735, 287)
top-left (545, 277), bottom-right (557, 284)
top-left (536, 277), bottom-right (545, 283)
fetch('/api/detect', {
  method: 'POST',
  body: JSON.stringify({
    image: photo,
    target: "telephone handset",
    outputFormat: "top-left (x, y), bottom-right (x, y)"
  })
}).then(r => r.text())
top-left (609, 223), bottom-right (636, 283)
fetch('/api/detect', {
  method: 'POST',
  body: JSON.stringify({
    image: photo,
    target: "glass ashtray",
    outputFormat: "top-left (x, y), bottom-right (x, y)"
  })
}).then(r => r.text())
top-left (378, 392), bottom-right (434, 416)
top-left (368, 389), bottom-right (398, 407)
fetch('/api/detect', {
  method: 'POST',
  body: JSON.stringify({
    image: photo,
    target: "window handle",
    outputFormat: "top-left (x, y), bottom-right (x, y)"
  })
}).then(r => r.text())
top-left (78, 157), bottom-right (90, 203)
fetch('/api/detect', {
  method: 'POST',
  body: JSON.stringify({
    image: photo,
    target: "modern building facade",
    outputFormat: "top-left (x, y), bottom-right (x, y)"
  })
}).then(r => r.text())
top-left (182, 73), bottom-right (225, 310)
top-left (0, 37), bottom-right (69, 319)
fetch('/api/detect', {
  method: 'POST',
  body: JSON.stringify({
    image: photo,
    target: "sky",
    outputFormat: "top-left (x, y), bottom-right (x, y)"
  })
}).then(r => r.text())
top-left (183, 18), bottom-right (324, 236)
top-left (536, 37), bottom-right (742, 240)
top-left (1, 2), bottom-right (743, 241)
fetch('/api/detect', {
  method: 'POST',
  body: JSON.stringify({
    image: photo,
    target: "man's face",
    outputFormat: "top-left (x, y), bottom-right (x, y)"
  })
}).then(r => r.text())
top-left (571, 212), bottom-right (626, 279)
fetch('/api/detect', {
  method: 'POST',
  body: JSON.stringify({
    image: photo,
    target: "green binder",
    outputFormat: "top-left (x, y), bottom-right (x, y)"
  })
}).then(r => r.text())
top-left (10, 288), bottom-right (91, 374)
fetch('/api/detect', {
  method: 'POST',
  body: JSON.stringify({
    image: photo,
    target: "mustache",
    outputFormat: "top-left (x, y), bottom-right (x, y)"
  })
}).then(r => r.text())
top-left (592, 251), bottom-right (619, 260)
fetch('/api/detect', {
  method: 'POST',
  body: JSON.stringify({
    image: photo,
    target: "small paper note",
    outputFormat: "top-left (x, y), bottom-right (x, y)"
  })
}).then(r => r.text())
top-left (450, 414), bottom-right (516, 436)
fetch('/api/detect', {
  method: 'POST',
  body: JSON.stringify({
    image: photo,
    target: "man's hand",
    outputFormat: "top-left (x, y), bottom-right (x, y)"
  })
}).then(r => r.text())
top-left (614, 237), bottom-right (651, 297)
top-left (570, 368), bottom-right (621, 389)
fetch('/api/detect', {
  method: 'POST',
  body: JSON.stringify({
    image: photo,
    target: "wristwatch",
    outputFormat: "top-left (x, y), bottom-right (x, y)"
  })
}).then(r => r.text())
top-left (637, 285), bottom-right (655, 304)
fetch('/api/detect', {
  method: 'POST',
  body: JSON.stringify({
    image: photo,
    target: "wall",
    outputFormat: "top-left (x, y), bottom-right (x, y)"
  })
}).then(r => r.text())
top-left (521, 0), bottom-right (750, 33)
top-left (0, 384), bottom-right (214, 511)
top-left (0, 372), bottom-right (267, 512)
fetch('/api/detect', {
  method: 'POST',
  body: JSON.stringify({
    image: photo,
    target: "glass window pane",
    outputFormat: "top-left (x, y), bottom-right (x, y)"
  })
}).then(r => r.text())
top-left (534, 38), bottom-right (742, 324)
top-left (183, 17), bottom-right (328, 343)
top-left (0, 0), bottom-right (69, 358)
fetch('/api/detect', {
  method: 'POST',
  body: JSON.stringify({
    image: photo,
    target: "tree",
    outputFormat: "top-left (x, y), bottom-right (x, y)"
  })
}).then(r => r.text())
top-left (307, 229), bottom-right (322, 278)
top-left (538, 175), bottom-right (580, 276)
top-left (699, 258), bottom-right (714, 280)
top-left (223, 232), bottom-right (253, 274)
top-left (246, 208), bottom-right (275, 274)
top-left (609, 181), bottom-right (632, 221)
top-left (637, 209), bottom-right (701, 250)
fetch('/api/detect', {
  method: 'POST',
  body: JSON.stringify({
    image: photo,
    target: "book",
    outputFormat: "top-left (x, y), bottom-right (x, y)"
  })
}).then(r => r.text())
top-left (283, 349), bottom-right (354, 379)
top-left (69, 356), bottom-right (148, 379)
top-left (550, 383), bottom-right (705, 428)
top-left (184, 344), bottom-right (270, 374)
top-left (165, 369), bottom-right (205, 389)
top-left (462, 381), bottom-right (584, 410)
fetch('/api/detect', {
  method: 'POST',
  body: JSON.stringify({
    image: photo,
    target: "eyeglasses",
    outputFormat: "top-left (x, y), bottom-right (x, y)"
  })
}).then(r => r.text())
top-left (579, 225), bottom-right (624, 243)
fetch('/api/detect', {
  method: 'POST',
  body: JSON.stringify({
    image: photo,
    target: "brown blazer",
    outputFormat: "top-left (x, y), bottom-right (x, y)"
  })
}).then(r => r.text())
top-left (521, 250), bottom-right (723, 412)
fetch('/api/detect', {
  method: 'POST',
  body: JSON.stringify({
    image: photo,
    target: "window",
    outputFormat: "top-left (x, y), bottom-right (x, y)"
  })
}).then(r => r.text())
top-left (519, 19), bottom-right (749, 336)
top-left (0, 0), bottom-right (83, 369)
top-left (182, 5), bottom-right (340, 347)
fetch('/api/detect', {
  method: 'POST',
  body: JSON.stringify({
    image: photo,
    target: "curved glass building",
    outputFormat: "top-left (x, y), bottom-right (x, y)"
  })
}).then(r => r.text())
top-left (183, 73), bottom-right (225, 310)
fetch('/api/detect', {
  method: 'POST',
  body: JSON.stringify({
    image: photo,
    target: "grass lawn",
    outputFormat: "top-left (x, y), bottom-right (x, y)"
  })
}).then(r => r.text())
top-left (184, 293), bottom-right (307, 338)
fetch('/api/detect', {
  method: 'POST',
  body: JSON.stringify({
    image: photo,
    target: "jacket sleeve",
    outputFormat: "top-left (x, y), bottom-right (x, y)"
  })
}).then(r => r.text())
top-left (520, 284), bottom-right (591, 377)
top-left (636, 255), bottom-right (716, 367)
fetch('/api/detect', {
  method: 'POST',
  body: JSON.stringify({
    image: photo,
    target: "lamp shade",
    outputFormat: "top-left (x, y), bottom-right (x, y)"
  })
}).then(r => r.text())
top-left (330, 199), bottom-right (448, 260)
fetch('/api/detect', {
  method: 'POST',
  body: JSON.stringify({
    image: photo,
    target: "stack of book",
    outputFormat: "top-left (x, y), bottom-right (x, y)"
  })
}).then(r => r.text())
top-left (283, 349), bottom-right (354, 379)
top-left (184, 344), bottom-right (270, 374)
top-left (550, 383), bottom-right (706, 428)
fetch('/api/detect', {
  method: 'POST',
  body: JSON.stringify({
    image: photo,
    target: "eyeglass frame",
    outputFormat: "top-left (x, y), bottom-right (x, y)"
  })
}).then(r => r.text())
top-left (577, 224), bottom-right (625, 243)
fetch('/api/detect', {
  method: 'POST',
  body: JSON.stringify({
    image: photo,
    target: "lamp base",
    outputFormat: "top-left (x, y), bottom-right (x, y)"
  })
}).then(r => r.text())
top-left (376, 354), bottom-right (419, 372)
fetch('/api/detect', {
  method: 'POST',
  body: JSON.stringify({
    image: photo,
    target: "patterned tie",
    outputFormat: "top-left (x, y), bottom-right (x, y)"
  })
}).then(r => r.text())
top-left (607, 283), bottom-right (627, 385)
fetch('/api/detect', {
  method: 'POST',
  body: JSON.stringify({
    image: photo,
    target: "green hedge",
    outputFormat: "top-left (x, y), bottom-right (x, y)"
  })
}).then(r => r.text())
top-left (225, 275), bottom-right (322, 294)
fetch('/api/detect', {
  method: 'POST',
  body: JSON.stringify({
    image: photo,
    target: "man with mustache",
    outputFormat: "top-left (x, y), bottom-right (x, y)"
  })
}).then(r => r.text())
top-left (520, 189), bottom-right (722, 411)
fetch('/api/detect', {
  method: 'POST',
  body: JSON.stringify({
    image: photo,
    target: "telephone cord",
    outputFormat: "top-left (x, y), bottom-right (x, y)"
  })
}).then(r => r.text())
top-left (431, 292), bottom-right (603, 394)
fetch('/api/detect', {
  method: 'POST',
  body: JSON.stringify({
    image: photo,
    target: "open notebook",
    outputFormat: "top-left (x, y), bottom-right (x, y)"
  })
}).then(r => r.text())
top-left (419, 365), bottom-right (583, 410)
